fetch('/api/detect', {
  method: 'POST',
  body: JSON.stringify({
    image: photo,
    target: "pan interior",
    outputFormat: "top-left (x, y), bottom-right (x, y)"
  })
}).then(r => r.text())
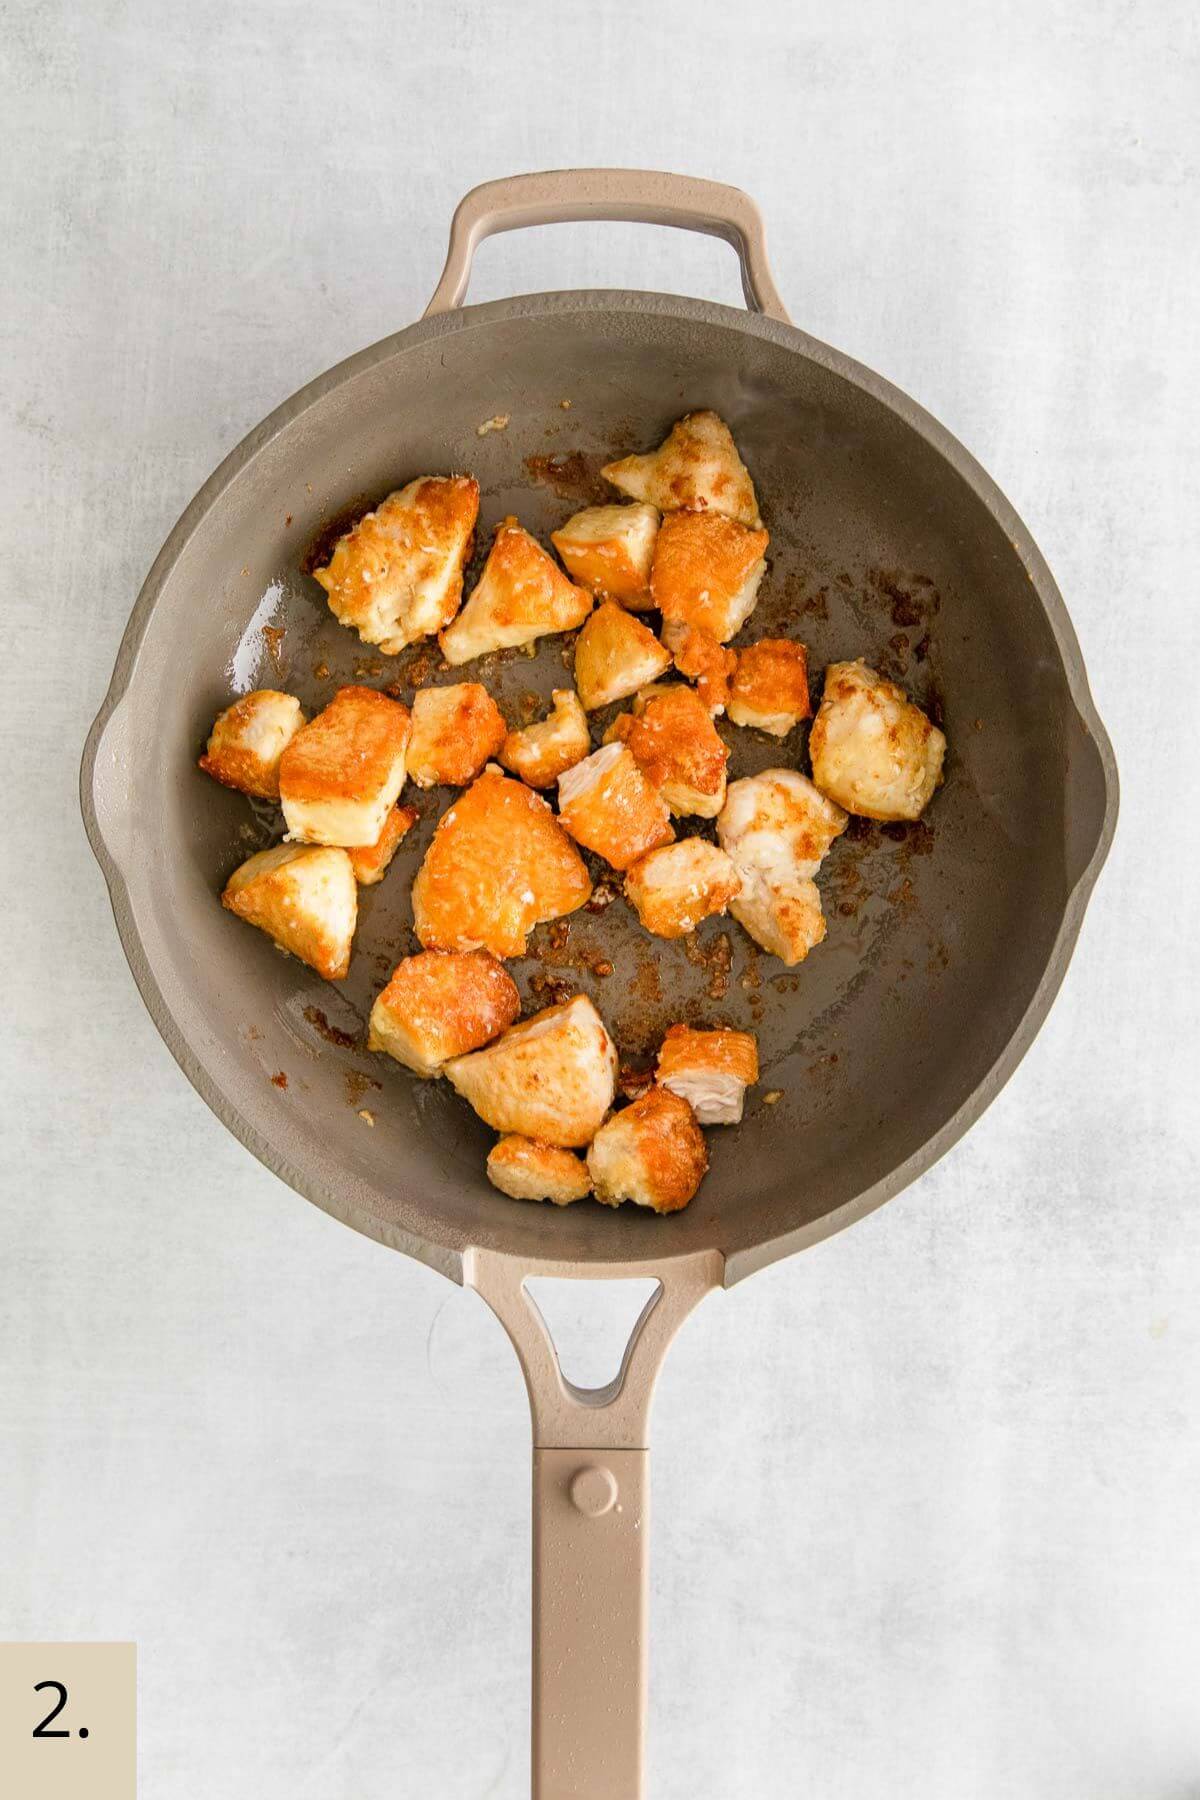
top-left (91, 296), bottom-right (1111, 1280)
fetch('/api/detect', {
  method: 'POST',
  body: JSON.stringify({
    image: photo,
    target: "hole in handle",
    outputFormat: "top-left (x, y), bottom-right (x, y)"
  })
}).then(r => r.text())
top-left (524, 1277), bottom-right (661, 1397)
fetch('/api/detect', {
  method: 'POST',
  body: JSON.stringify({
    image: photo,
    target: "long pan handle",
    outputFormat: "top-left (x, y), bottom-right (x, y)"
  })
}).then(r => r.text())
top-left (467, 1248), bottom-right (723, 1799)
top-left (423, 168), bottom-right (792, 324)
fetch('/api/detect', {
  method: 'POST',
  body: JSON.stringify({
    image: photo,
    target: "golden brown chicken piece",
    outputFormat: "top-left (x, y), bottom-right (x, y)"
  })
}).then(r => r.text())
top-left (587, 1087), bottom-right (708, 1213)
top-left (279, 686), bottom-right (411, 847)
top-left (650, 510), bottom-right (769, 643)
top-left (602, 411), bottom-right (761, 527)
top-left (661, 618), bottom-right (738, 716)
top-left (446, 996), bottom-right (618, 1148)
top-left (727, 639), bottom-right (811, 737)
top-left (407, 682), bottom-right (508, 787)
top-left (439, 517), bottom-right (592, 665)
top-left (717, 769), bottom-right (848, 965)
top-left (347, 804), bottom-right (419, 885)
top-left (624, 839), bottom-right (742, 939)
top-left (604, 683), bottom-right (729, 818)
top-left (498, 689), bottom-right (590, 789)
top-left (809, 659), bottom-right (947, 821)
top-left (412, 767), bottom-right (591, 957)
top-left (199, 690), bottom-right (306, 800)
top-left (221, 844), bottom-right (357, 980)
top-left (550, 503), bottom-right (659, 609)
top-left (655, 1024), bottom-right (759, 1125)
top-left (312, 475), bottom-right (479, 654)
top-left (573, 601), bottom-right (672, 711)
top-left (368, 949), bottom-right (520, 1077)
top-left (486, 1136), bottom-right (593, 1205)
top-left (557, 743), bottom-right (674, 871)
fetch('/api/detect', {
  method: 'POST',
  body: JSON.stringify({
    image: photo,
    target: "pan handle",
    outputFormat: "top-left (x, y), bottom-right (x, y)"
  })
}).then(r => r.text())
top-left (422, 168), bottom-right (792, 324)
top-left (466, 1246), bottom-right (723, 1799)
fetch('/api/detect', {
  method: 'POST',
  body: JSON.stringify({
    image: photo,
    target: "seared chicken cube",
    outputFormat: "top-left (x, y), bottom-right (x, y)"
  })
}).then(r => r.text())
top-left (717, 769), bottom-right (848, 965)
top-left (312, 475), bottom-right (479, 654)
top-left (557, 743), bottom-right (674, 871)
top-left (199, 689), bottom-right (305, 800)
top-left (368, 949), bottom-right (520, 1077)
top-left (347, 803), bottom-right (419, 885)
top-left (624, 839), bottom-right (741, 939)
top-left (412, 766), bottom-right (591, 957)
top-left (440, 516), bottom-right (592, 665)
top-left (407, 682), bottom-right (507, 787)
top-left (551, 503), bottom-right (659, 609)
top-left (486, 1136), bottom-right (593, 1205)
top-left (574, 601), bottom-right (672, 711)
top-left (279, 686), bottom-right (411, 848)
top-left (809, 659), bottom-right (947, 821)
top-left (650, 510), bottom-right (769, 643)
top-left (498, 688), bottom-right (590, 789)
top-left (602, 411), bottom-right (761, 528)
top-left (222, 843), bottom-right (357, 980)
top-left (587, 1087), bottom-right (708, 1213)
top-left (727, 870), bottom-right (827, 964)
top-left (446, 995), bottom-right (618, 1148)
top-left (604, 683), bottom-right (728, 818)
top-left (655, 1024), bottom-right (759, 1125)
top-left (662, 618), bottom-right (737, 716)
top-left (727, 639), bottom-right (811, 737)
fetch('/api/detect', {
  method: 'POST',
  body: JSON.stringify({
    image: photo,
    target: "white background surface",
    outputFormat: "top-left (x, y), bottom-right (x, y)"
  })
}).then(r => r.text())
top-left (4, 2), bottom-right (1199, 1795)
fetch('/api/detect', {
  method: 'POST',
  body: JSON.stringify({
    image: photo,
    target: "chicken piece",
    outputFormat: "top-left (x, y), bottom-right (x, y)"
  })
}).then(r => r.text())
top-left (655, 1024), bottom-right (759, 1125)
top-left (587, 1087), bottom-right (708, 1213)
top-left (809, 659), bottom-right (947, 821)
top-left (279, 686), bottom-right (411, 847)
top-left (445, 995), bottom-right (618, 1148)
top-left (407, 682), bottom-right (507, 787)
top-left (221, 844), bottom-right (357, 980)
top-left (602, 411), bottom-right (761, 527)
top-left (573, 601), bottom-right (672, 711)
top-left (650, 510), bottom-right (769, 644)
top-left (312, 475), bottom-right (479, 654)
top-left (439, 516), bottom-right (592, 665)
top-left (486, 1136), bottom-right (593, 1205)
top-left (368, 950), bottom-right (520, 1077)
top-left (498, 689), bottom-right (590, 790)
top-left (727, 639), bottom-right (811, 737)
top-left (412, 767), bottom-right (591, 957)
top-left (717, 769), bottom-right (848, 965)
top-left (347, 803), bottom-right (419, 885)
top-left (199, 690), bottom-right (305, 800)
top-left (557, 743), bottom-right (674, 871)
top-left (604, 684), bottom-right (728, 818)
top-left (550, 503), bottom-right (659, 609)
top-left (662, 618), bottom-right (737, 716)
top-left (624, 839), bottom-right (741, 939)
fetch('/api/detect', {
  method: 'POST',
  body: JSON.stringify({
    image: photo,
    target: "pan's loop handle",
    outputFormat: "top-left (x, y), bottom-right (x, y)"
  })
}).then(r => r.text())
top-left (466, 1247), bottom-right (722, 1800)
top-left (423, 168), bottom-right (792, 325)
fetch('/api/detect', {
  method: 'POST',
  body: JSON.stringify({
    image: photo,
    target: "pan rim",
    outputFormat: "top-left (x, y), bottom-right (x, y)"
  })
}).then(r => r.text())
top-left (80, 288), bottom-right (1119, 1287)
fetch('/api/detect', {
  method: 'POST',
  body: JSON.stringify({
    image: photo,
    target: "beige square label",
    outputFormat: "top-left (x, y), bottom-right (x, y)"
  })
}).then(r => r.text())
top-left (0, 1644), bottom-right (135, 1799)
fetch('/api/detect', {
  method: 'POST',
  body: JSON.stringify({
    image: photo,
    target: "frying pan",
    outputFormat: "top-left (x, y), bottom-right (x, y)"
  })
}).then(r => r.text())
top-left (81, 169), bottom-right (1118, 1797)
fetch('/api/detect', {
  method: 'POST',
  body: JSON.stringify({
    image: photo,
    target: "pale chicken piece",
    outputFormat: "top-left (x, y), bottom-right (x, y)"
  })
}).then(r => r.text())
top-left (368, 950), bottom-right (520, 1077)
top-left (809, 659), bottom-right (947, 821)
top-left (498, 688), bottom-right (590, 789)
top-left (587, 1087), bottom-right (708, 1214)
top-left (557, 743), bottom-right (674, 871)
top-left (624, 839), bottom-right (741, 939)
top-left (412, 767), bottom-right (591, 958)
top-left (727, 639), bottom-right (812, 737)
top-left (347, 803), bottom-right (419, 885)
top-left (655, 1024), bottom-right (759, 1125)
top-left (550, 503), bottom-right (659, 610)
top-left (573, 601), bottom-right (672, 711)
top-left (486, 1136), bottom-right (593, 1205)
top-left (650, 510), bottom-right (769, 644)
top-left (221, 843), bottom-right (357, 980)
top-left (604, 683), bottom-right (729, 818)
top-left (407, 682), bottom-right (507, 787)
top-left (717, 769), bottom-right (848, 966)
top-left (312, 475), bottom-right (479, 654)
top-left (602, 411), bottom-right (761, 527)
top-left (199, 690), bottom-right (305, 800)
top-left (279, 686), bottom-right (411, 848)
top-left (661, 618), bottom-right (737, 716)
top-left (439, 516), bottom-right (592, 665)
top-left (445, 996), bottom-right (618, 1148)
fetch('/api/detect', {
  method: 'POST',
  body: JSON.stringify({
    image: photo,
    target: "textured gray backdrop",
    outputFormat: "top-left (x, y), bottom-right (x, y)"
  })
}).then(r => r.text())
top-left (4, 1), bottom-right (1198, 1795)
